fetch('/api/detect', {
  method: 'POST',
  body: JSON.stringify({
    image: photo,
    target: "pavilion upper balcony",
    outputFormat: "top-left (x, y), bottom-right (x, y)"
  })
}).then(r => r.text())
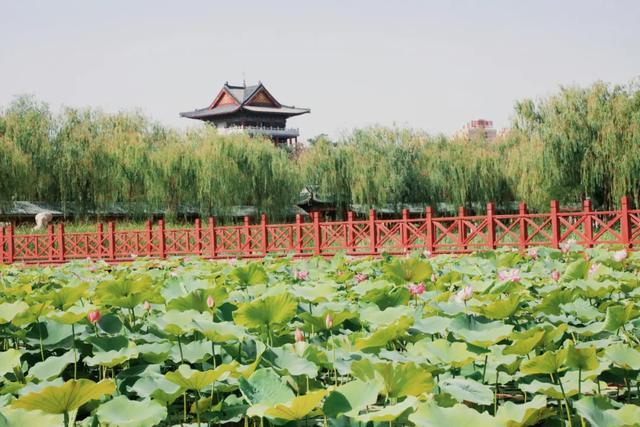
top-left (217, 125), bottom-right (300, 138)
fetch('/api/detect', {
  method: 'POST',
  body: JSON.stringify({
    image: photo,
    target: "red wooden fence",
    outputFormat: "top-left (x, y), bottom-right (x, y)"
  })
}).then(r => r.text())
top-left (1, 197), bottom-right (639, 265)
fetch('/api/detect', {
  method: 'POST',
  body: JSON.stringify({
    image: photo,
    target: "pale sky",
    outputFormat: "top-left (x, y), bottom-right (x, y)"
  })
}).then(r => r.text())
top-left (1, 1), bottom-right (639, 141)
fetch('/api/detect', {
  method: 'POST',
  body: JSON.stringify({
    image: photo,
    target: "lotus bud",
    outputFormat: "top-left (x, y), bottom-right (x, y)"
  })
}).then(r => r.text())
top-left (87, 310), bottom-right (102, 324)
top-left (408, 283), bottom-right (426, 296)
top-left (296, 270), bottom-right (309, 281)
top-left (527, 248), bottom-right (538, 259)
top-left (143, 300), bottom-right (151, 311)
top-left (325, 313), bottom-right (334, 329)
top-left (613, 249), bottom-right (627, 262)
top-left (551, 270), bottom-right (560, 281)
top-left (455, 285), bottom-right (473, 303)
top-left (207, 295), bottom-right (215, 309)
top-left (355, 273), bottom-right (368, 283)
top-left (294, 328), bottom-right (304, 343)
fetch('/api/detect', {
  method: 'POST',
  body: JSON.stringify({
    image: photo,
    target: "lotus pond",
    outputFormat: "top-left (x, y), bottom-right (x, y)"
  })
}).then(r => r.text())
top-left (1, 245), bottom-right (640, 426)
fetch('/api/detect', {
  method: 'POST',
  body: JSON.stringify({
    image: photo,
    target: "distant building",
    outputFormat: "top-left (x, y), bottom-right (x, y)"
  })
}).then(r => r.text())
top-left (180, 81), bottom-right (310, 146)
top-left (456, 119), bottom-right (497, 142)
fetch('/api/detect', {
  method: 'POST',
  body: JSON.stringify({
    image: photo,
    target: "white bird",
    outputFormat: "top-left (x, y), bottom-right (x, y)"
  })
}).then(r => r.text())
top-left (33, 212), bottom-right (53, 230)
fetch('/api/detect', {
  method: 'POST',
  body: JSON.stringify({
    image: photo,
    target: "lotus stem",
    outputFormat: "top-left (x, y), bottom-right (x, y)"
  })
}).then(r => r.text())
top-left (64, 411), bottom-right (69, 427)
top-left (577, 368), bottom-right (581, 399)
top-left (177, 335), bottom-right (185, 364)
top-left (557, 375), bottom-right (573, 427)
top-left (37, 318), bottom-right (44, 362)
top-left (71, 323), bottom-right (77, 379)
top-left (494, 370), bottom-right (499, 414)
top-left (482, 355), bottom-right (488, 383)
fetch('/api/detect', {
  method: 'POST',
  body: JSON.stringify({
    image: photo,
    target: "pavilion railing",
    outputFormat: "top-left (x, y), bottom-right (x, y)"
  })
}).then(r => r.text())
top-left (1, 197), bottom-right (639, 264)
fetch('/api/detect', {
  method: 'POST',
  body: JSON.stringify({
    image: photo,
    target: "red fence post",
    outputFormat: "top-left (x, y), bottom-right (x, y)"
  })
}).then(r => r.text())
top-left (486, 203), bottom-right (496, 250)
top-left (107, 221), bottom-right (115, 260)
top-left (260, 214), bottom-right (268, 255)
top-left (295, 214), bottom-right (302, 254)
top-left (145, 220), bottom-right (153, 256)
top-left (458, 206), bottom-right (467, 251)
top-left (57, 223), bottom-right (65, 262)
top-left (369, 209), bottom-right (377, 254)
top-left (550, 200), bottom-right (560, 248)
top-left (401, 209), bottom-right (409, 253)
top-left (209, 217), bottom-right (217, 258)
top-left (425, 206), bottom-right (434, 254)
top-left (347, 211), bottom-right (355, 253)
top-left (47, 224), bottom-right (55, 262)
top-left (583, 199), bottom-right (593, 248)
top-left (194, 218), bottom-right (202, 256)
top-left (519, 202), bottom-right (528, 251)
top-left (620, 196), bottom-right (631, 248)
top-left (96, 223), bottom-right (104, 259)
top-left (7, 225), bottom-right (14, 264)
top-left (313, 212), bottom-right (322, 255)
top-left (158, 219), bottom-right (166, 259)
top-left (243, 216), bottom-right (251, 256)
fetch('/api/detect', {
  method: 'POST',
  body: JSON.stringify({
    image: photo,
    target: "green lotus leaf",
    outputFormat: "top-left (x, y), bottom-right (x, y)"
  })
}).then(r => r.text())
top-left (407, 338), bottom-right (476, 367)
top-left (97, 313), bottom-right (123, 334)
top-left (240, 368), bottom-right (295, 417)
top-left (264, 389), bottom-right (327, 421)
top-left (518, 374), bottom-right (601, 399)
top-left (192, 319), bottom-right (247, 342)
top-left (96, 396), bottom-right (167, 427)
top-left (165, 363), bottom-right (236, 391)
top-left (562, 259), bottom-right (589, 281)
top-left (166, 286), bottom-right (228, 312)
top-left (351, 359), bottom-right (433, 398)
top-left (0, 301), bottom-right (29, 324)
top-left (504, 330), bottom-right (545, 356)
top-left (439, 378), bottom-right (494, 405)
top-left (266, 345), bottom-right (318, 377)
top-left (383, 257), bottom-right (433, 284)
top-left (472, 294), bottom-right (521, 320)
top-left (559, 299), bottom-right (602, 322)
top-left (411, 316), bottom-right (452, 335)
top-left (233, 293), bottom-right (297, 330)
top-left (0, 349), bottom-right (22, 377)
top-left (155, 309), bottom-right (203, 335)
top-left (45, 283), bottom-right (89, 310)
top-left (84, 342), bottom-right (139, 368)
top-left (604, 343), bottom-right (640, 370)
top-left (355, 316), bottom-right (413, 350)
top-left (566, 343), bottom-right (599, 371)
top-left (0, 408), bottom-right (63, 427)
top-left (322, 379), bottom-right (381, 418)
top-left (495, 395), bottom-right (554, 427)
top-left (361, 286), bottom-right (411, 310)
top-left (536, 289), bottom-right (576, 315)
top-left (290, 282), bottom-right (338, 303)
top-left (359, 305), bottom-right (414, 328)
top-left (229, 263), bottom-right (268, 287)
top-left (128, 368), bottom-right (182, 404)
top-left (355, 396), bottom-right (417, 423)
top-left (95, 276), bottom-right (163, 309)
top-left (520, 348), bottom-right (567, 375)
top-left (11, 379), bottom-right (115, 414)
top-left (47, 304), bottom-right (96, 325)
top-left (137, 342), bottom-right (173, 364)
top-left (408, 401), bottom-right (497, 426)
top-left (299, 310), bottom-right (356, 333)
top-left (602, 303), bottom-right (637, 332)
top-left (574, 396), bottom-right (640, 427)
top-left (448, 315), bottom-right (513, 347)
top-left (28, 350), bottom-right (75, 381)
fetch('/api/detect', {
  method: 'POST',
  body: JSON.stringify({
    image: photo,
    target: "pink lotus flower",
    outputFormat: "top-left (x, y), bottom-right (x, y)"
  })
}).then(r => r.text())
top-left (498, 268), bottom-right (521, 283)
top-left (294, 328), bottom-right (304, 343)
top-left (170, 271), bottom-right (178, 277)
top-left (325, 314), bottom-right (334, 329)
top-left (130, 253), bottom-right (138, 259)
top-left (143, 300), bottom-right (151, 311)
top-left (408, 283), bottom-right (426, 296)
top-left (613, 249), bottom-right (628, 262)
top-left (455, 285), bottom-right (473, 303)
top-left (295, 270), bottom-right (309, 281)
top-left (228, 258), bottom-right (238, 266)
top-left (559, 239), bottom-right (576, 254)
top-left (355, 273), bottom-right (368, 283)
top-left (423, 250), bottom-right (432, 258)
top-left (588, 263), bottom-right (600, 277)
top-left (527, 248), bottom-right (538, 259)
top-left (87, 310), bottom-right (102, 324)
top-left (207, 295), bottom-right (215, 309)
top-left (551, 270), bottom-right (560, 282)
